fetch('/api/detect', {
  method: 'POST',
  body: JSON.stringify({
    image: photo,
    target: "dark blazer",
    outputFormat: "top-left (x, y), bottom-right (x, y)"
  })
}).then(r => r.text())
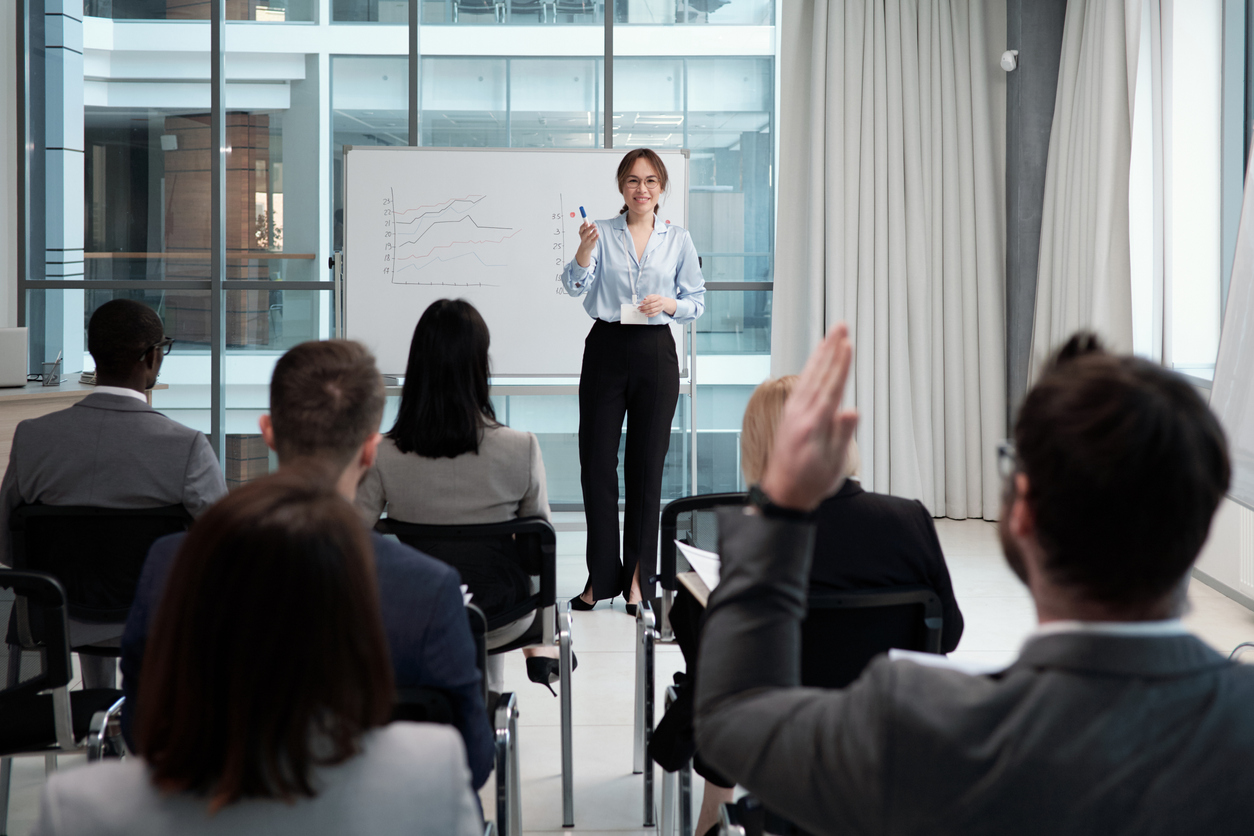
top-left (120, 531), bottom-right (495, 790)
top-left (811, 480), bottom-right (963, 652)
top-left (0, 393), bottom-right (227, 566)
top-left (695, 510), bottom-right (1254, 836)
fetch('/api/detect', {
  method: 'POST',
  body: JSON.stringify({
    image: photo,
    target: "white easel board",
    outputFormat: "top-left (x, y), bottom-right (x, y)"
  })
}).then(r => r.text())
top-left (342, 147), bottom-right (689, 376)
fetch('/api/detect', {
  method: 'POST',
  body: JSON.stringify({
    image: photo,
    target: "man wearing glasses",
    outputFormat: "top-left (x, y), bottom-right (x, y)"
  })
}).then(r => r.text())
top-left (0, 300), bottom-right (227, 688)
top-left (695, 327), bottom-right (1251, 834)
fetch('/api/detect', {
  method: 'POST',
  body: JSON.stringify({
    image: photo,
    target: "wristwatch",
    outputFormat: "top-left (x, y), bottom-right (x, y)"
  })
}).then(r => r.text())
top-left (746, 484), bottom-right (811, 522)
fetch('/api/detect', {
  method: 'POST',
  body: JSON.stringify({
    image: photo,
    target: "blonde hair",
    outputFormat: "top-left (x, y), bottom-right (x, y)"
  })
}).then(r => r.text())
top-left (740, 375), bottom-right (861, 486)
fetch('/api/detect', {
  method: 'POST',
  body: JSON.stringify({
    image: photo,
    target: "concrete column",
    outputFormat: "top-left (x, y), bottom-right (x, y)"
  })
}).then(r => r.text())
top-left (1005, 0), bottom-right (1066, 418)
top-left (43, 0), bottom-right (84, 370)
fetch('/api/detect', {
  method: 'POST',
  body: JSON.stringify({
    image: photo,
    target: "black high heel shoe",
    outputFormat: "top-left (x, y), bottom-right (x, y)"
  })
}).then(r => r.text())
top-left (526, 653), bottom-right (579, 697)
top-left (625, 603), bottom-right (637, 617)
top-left (568, 595), bottom-right (597, 611)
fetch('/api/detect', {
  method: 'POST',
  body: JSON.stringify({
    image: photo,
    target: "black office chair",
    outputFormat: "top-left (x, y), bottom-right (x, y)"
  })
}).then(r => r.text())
top-left (452, 0), bottom-right (505, 22)
top-left (642, 493), bottom-right (745, 826)
top-left (801, 586), bottom-right (944, 688)
top-left (0, 571), bottom-right (127, 835)
top-left (508, 0), bottom-right (551, 22)
top-left (658, 492), bottom-right (745, 636)
top-left (6, 504), bottom-right (193, 676)
top-left (551, 0), bottom-right (597, 21)
top-left (374, 517), bottom-right (573, 828)
top-left (389, 602), bottom-right (523, 835)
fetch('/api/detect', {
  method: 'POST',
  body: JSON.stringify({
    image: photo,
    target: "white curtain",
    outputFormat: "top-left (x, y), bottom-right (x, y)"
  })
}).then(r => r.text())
top-left (773, 0), bottom-right (1007, 520)
top-left (1029, 0), bottom-right (1141, 377)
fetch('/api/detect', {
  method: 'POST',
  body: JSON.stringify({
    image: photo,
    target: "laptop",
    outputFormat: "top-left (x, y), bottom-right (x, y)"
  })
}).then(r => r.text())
top-left (0, 328), bottom-right (29, 388)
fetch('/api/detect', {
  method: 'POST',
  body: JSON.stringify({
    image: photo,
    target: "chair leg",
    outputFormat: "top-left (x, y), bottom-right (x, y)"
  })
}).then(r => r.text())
top-left (679, 758), bottom-right (693, 836)
top-left (661, 765), bottom-right (676, 836)
top-left (661, 588), bottom-right (675, 642)
top-left (0, 648), bottom-right (18, 835)
top-left (637, 602), bottom-right (656, 827)
top-left (558, 602), bottom-right (574, 828)
top-left (493, 693), bottom-right (521, 836)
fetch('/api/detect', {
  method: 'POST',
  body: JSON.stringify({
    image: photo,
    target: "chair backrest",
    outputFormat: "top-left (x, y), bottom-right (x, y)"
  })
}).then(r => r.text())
top-left (392, 686), bottom-right (458, 725)
top-left (800, 586), bottom-right (943, 689)
top-left (375, 517), bottom-right (556, 640)
top-left (10, 504), bottom-right (193, 623)
top-left (0, 571), bottom-right (72, 702)
top-left (659, 493), bottom-right (745, 592)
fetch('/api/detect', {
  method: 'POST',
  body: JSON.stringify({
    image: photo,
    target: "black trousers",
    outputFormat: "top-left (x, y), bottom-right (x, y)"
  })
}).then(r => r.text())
top-left (579, 320), bottom-right (680, 601)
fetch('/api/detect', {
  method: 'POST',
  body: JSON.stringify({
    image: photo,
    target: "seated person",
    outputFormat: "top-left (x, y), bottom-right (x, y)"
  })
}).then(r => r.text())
top-left (695, 329), bottom-right (1253, 834)
top-left (122, 340), bottom-right (494, 790)
top-left (660, 374), bottom-right (964, 836)
top-left (0, 299), bottom-right (227, 688)
top-left (34, 473), bottom-right (483, 836)
top-left (357, 299), bottom-right (566, 697)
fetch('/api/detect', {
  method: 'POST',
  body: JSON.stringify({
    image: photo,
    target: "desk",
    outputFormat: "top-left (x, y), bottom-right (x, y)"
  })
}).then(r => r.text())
top-left (0, 383), bottom-right (168, 466)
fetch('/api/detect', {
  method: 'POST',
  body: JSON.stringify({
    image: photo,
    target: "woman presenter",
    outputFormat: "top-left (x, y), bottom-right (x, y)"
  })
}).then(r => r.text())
top-left (562, 148), bottom-right (705, 614)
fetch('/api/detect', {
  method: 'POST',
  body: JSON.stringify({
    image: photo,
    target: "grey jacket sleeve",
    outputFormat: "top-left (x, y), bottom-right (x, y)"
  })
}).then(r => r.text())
top-left (517, 432), bottom-right (551, 522)
top-left (181, 432), bottom-right (227, 516)
top-left (693, 508), bottom-right (890, 836)
top-left (355, 464), bottom-right (387, 524)
top-left (0, 426), bottom-right (26, 567)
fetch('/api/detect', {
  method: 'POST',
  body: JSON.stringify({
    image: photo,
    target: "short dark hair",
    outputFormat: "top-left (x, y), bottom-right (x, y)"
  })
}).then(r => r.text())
top-left (87, 299), bottom-right (164, 376)
top-left (389, 299), bottom-right (498, 458)
top-left (135, 470), bottom-right (394, 809)
top-left (269, 340), bottom-right (385, 470)
top-left (1015, 332), bottom-right (1231, 608)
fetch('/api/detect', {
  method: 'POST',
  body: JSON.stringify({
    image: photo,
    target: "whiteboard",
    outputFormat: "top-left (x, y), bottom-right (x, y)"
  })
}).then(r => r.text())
top-left (1212, 149), bottom-right (1254, 509)
top-left (343, 147), bottom-right (689, 376)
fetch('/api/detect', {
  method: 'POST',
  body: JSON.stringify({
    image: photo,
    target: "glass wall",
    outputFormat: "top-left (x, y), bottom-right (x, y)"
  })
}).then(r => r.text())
top-left (83, 0), bottom-right (316, 21)
top-left (24, 1), bottom-right (776, 501)
top-left (331, 0), bottom-right (771, 24)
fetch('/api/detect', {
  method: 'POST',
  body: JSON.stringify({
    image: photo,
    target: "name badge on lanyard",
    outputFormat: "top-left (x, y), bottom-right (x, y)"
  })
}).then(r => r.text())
top-left (621, 251), bottom-right (649, 325)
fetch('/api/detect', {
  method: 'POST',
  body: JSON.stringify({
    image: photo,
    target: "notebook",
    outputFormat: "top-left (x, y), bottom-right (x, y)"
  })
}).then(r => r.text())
top-left (0, 328), bottom-right (28, 388)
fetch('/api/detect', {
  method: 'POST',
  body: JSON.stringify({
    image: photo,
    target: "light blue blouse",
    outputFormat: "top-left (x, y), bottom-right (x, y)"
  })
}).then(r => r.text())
top-left (561, 214), bottom-right (706, 325)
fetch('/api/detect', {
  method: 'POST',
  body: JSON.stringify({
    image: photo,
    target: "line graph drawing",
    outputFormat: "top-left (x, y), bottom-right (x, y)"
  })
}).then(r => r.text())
top-left (385, 189), bottom-right (520, 287)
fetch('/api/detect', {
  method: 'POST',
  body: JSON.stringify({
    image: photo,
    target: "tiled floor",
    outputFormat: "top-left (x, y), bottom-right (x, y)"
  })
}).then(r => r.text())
top-left (6, 517), bottom-right (1254, 835)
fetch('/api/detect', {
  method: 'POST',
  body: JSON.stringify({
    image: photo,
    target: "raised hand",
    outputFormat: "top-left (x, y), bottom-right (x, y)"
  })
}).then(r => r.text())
top-left (575, 221), bottom-right (600, 268)
top-left (759, 324), bottom-right (859, 512)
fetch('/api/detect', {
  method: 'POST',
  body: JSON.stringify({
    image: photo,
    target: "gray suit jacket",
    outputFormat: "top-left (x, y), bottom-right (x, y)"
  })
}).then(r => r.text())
top-left (694, 509), bottom-right (1254, 835)
top-left (31, 723), bottom-right (482, 836)
top-left (0, 393), bottom-right (227, 566)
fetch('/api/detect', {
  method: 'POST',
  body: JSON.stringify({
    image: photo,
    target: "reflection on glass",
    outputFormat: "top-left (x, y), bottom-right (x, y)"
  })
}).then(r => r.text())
top-left (332, 56), bottom-right (409, 245)
top-left (614, 57), bottom-right (773, 280)
top-left (696, 289), bottom-right (770, 354)
top-left (510, 59), bottom-right (601, 147)
top-left (84, 0), bottom-right (314, 21)
top-left (85, 107), bottom-right (318, 287)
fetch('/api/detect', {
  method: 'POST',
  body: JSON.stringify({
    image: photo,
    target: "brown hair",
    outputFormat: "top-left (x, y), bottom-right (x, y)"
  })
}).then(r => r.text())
top-left (740, 375), bottom-right (860, 486)
top-left (269, 340), bottom-right (385, 471)
top-left (1015, 332), bottom-right (1231, 608)
top-left (136, 471), bottom-right (394, 810)
top-left (616, 148), bottom-right (669, 215)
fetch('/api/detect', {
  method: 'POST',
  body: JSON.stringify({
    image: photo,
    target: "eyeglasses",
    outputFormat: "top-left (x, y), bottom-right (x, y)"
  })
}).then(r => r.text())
top-left (141, 336), bottom-right (175, 361)
top-left (624, 176), bottom-right (662, 191)
top-left (996, 440), bottom-right (1018, 481)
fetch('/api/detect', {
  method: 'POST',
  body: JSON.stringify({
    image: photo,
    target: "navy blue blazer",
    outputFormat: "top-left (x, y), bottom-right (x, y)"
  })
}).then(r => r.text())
top-left (119, 530), bottom-right (495, 790)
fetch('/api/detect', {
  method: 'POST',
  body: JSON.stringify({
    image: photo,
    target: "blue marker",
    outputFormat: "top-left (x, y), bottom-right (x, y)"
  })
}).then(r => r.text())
top-left (579, 206), bottom-right (587, 219)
